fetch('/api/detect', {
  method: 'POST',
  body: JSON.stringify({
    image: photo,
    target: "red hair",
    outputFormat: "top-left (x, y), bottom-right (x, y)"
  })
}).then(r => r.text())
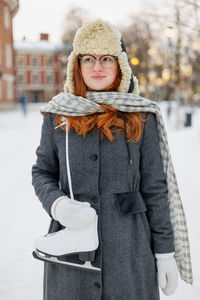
top-left (55, 56), bottom-right (147, 142)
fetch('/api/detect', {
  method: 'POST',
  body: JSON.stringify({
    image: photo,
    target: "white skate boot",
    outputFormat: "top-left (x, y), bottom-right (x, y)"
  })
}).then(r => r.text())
top-left (33, 214), bottom-right (100, 272)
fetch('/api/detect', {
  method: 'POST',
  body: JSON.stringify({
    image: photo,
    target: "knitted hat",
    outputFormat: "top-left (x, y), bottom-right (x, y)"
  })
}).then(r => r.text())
top-left (64, 19), bottom-right (139, 95)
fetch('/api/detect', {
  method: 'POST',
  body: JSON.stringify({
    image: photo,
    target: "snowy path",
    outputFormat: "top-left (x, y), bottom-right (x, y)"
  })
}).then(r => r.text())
top-left (0, 104), bottom-right (200, 299)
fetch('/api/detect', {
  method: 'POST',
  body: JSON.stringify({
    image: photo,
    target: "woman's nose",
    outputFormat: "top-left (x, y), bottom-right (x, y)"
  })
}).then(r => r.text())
top-left (92, 60), bottom-right (103, 72)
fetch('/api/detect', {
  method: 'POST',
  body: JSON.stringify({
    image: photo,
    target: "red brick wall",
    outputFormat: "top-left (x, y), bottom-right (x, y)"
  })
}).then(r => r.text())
top-left (0, 2), bottom-right (15, 104)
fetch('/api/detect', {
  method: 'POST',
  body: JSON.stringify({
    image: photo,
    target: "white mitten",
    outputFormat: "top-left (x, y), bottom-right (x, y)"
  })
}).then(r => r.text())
top-left (51, 196), bottom-right (96, 229)
top-left (155, 252), bottom-right (178, 296)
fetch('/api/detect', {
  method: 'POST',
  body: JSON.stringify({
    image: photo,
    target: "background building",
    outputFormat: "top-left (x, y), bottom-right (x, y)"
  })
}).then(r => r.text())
top-left (0, 0), bottom-right (19, 108)
top-left (14, 34), bottom-right (71, 102)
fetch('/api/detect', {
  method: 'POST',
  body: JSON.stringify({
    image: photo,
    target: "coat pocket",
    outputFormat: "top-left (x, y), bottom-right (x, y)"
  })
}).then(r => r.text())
top-left (115, 191), bottom-right (147, 215)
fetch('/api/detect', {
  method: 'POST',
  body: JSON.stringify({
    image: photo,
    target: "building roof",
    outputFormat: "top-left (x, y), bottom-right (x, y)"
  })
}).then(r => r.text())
top-left (14, 40), bottom-right (72, 53)
top-left (4, 0), bottom-right (19, 16)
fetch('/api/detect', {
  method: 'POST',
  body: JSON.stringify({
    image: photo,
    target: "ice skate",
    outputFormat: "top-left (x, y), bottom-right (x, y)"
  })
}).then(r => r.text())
top-left (33, 121), bottom-right (101, 272)
top-left (32, 214), bottom-right (100, 273)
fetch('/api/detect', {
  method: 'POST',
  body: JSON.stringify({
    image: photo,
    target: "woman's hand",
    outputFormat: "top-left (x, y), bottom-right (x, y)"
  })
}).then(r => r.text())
top-left (155, 253), bottom-right (178, 296)
top-left (51, 196), bottom-right (96, 229)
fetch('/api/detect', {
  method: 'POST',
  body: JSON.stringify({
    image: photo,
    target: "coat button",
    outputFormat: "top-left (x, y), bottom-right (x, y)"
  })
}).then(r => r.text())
top-left (91, 154), bottom-right (98, 161)
top-left (91, 197), bottom-right (98, 203)
top-left (94, 282), bottom-right (101, 288)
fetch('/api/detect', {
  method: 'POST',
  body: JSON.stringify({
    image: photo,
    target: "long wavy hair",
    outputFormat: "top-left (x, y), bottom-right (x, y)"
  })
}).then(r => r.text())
top-left (54, 56), bottom-right (147, 142)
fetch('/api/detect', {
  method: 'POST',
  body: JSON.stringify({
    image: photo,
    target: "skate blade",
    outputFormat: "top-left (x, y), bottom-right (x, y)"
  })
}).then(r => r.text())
top-left (32, 250), bottom-right (101, 273)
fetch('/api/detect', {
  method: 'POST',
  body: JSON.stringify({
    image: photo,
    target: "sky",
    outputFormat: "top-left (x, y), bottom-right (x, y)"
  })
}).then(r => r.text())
top-left (13, 0), bottom-right (162, 43)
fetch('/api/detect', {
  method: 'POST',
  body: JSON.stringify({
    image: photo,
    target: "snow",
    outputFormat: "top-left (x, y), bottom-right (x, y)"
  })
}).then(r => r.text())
top-left (0, 103), bottom-right (200, 299)
top-left (14, 40), bottom-right (71, 53)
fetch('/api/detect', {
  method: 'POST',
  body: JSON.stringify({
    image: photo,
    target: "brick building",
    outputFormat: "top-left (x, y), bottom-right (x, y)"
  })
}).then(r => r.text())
top-left (0, 0), bottom-right (19, 107)
top-left (14, 34), bottom-right (71, 102)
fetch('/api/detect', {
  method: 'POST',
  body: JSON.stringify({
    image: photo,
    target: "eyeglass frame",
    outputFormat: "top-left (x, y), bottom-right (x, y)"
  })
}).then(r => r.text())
top-left (78, 54), bottom-right (118, 68)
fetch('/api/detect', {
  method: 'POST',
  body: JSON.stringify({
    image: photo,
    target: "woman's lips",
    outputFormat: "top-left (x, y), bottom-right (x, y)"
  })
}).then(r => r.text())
top-left (91, 75), bottom-right (106, 80)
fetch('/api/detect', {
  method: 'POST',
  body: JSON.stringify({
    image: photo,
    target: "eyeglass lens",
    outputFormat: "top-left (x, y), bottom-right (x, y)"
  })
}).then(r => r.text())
top-left (80, 55), bottom-right (117, 68)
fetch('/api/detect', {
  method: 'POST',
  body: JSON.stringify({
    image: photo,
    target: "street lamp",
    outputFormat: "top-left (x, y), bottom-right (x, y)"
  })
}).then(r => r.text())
top-left (163, 26), bottom-right (175, 103)
top-left (164, 26), bottom-right (175, 80)
top-left (164, 27), bottom-right (175, 39)
top-left (162, 69), bottom-right (171, 81)
top-left (164, 26), bottom-right (175, 50)
top-left (130, 57), bottom-right (140, 66)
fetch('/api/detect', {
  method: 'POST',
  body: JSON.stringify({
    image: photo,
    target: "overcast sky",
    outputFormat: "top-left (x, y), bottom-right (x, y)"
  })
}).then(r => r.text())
top-left (12, 0), bottom-right (147, 43)
top-left (13, 0), bottom-right (174, 43)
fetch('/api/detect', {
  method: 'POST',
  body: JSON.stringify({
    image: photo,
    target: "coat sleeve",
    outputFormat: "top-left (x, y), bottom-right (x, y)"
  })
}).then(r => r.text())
top-left (139, 112), bottom-right (175, 254)
top-left (32, 113), bottom-right (66, 216)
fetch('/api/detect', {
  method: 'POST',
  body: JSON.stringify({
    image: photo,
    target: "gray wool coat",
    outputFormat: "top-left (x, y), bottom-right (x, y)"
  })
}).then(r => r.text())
top-left (32, 112), bottom-right (175, 300)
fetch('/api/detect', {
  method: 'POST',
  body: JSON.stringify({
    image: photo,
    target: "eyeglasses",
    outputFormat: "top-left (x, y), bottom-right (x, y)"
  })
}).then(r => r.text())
top-left (78, 55), bottom-right (118, 69)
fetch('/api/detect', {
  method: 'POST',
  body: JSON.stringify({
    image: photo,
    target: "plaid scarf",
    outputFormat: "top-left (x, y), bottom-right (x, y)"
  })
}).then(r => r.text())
top-left (41, 91), bottom-right (193, 284)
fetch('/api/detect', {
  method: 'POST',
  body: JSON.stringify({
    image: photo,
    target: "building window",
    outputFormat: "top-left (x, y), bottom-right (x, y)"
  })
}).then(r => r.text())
top-left (31, 56), bottom-right (40, 66)
top-left (4, 6), bottom-right (10, 29)
top-left (32, 73), bottom-right (40, 84)
top-left (17, 73), bottom-right (25, 84)
top-left (6, 44), bottom-right (12, 68)
top-left (46, 73), bottom-right (54, 84)
top-left (16, 56), bottom-right (25, 66)
top-left (46, 56), bottom-right (54, 66)
top-left (7, 81), bottom-right (13, 101)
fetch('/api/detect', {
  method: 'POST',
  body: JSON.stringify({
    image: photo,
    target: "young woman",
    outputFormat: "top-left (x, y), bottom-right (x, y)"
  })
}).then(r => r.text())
top-left (32, 19), bottom-right (192, 300)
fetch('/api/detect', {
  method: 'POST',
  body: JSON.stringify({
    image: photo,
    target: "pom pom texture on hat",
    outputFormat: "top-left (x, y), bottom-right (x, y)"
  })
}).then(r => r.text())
top-left (73, 19), bottom-right (121, 56)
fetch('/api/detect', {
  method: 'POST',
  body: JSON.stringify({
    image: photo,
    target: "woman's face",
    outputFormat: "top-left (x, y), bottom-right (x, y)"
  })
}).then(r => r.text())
top-left (80, 54), bottom-right (118, 91)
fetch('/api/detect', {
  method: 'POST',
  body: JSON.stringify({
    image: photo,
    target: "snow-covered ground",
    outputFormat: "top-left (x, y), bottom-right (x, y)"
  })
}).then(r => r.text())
top-left (0, 103), bottom-right (200, 300)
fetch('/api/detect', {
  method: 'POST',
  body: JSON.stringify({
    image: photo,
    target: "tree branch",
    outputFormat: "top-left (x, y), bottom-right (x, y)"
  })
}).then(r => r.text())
top-left (184, 0), bottom-right (200, 9)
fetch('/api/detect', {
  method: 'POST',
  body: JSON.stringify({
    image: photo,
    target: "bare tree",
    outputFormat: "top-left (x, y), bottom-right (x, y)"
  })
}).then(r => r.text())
top-left (62, 6), bottom-right (90, 44)
top-left (125, 0), bottom-right (200, 100)
top-left (119, 15), bottom-right (156, 97)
